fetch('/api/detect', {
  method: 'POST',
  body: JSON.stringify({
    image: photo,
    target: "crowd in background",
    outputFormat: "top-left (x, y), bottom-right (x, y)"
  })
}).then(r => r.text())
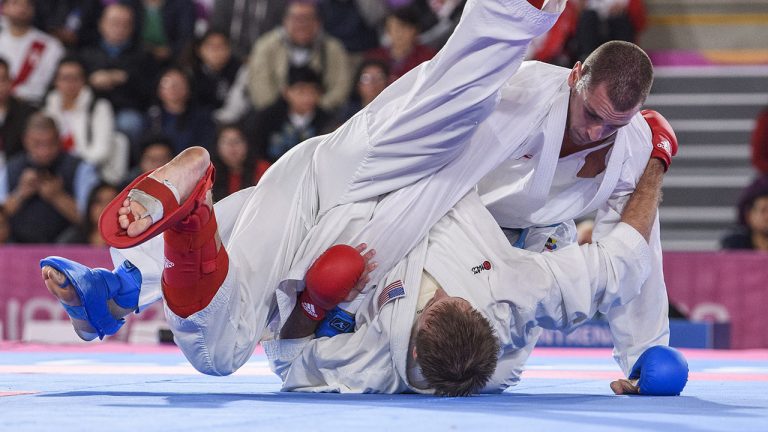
top-left (0, 0), bottom-right (648, 245)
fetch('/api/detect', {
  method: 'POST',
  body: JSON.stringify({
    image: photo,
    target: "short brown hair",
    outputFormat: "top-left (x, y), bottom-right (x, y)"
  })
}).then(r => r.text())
top-left (25, 112), bottom-right (59, 135)
top-left (415, 301), bottom-right (499, 396)
top-left (580, 41), bottom-right (654, 112)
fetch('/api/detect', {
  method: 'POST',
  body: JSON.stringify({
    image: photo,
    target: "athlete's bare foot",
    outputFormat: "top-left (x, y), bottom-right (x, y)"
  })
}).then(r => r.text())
top-left (118, 146), bottom-right (211, 237)
top-left (41, 266), bottom-right (135, 340)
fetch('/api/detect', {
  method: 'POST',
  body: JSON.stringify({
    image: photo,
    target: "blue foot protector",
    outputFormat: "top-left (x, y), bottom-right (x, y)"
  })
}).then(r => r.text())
top-left (40, 257), bottom-right (142, 340)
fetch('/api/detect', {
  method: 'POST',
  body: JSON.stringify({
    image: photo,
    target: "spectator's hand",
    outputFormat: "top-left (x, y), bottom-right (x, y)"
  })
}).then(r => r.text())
top-left (90, 71), bottom-right (115, 90)
top-left (38, 175), bottom-right (64, 202)
top-left (15, 169), bottom-right (39, 200)
top-left (151, 46), bottom-right (172, 62)
top-left (609, 2), bottom-right (628, 16)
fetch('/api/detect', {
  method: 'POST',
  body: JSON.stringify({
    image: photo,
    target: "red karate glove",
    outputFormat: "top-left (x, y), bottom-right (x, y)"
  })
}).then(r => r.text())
top-left (642, 109), bottom-right (678, 172)
top-left (299, 244), bottom-right (365, 321)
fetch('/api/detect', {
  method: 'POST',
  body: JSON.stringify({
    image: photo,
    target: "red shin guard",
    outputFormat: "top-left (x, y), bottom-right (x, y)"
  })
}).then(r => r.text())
top-left (161, 203), bottom-right (229, 318)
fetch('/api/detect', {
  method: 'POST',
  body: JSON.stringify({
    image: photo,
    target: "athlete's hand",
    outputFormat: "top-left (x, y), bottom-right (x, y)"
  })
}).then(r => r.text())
top-left (299, 244), bottom-right (369, 320)
top-left (346, 244), bottom-right (377, 301)
top-left (642, 109), bottom-right (678, 172)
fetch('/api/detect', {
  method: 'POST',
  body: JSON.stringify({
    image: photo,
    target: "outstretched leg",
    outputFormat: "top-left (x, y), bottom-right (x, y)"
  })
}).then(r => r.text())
top-left (42, 147), bottom-right (228, 339)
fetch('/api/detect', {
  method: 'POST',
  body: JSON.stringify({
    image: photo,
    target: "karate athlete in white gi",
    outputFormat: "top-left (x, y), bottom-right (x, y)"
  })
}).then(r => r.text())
top-left (268, 156), bottom-right (687, 397)
top-left (473, 43), bottom-right (672, 377)
top-left (40, 0), bottom-right (568, 387)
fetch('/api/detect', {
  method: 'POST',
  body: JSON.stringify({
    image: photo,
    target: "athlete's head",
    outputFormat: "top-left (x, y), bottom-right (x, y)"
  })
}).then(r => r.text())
top-left (566, 41), bottom-right (653, 146)
top-left (413, 289), bottom-right (499, 396)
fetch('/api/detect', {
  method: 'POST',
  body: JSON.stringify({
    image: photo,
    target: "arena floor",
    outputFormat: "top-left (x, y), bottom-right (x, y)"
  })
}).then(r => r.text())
top-left (1, 343), bottom-right (766, 432)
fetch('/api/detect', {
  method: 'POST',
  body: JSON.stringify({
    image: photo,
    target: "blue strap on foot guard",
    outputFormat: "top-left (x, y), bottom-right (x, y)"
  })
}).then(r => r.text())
top-left (40, 256), bottom-right (142, 340)
top-left (315, 306), bottom-right (355, 338)
top-left (629, 345), bottom-right (689, 396)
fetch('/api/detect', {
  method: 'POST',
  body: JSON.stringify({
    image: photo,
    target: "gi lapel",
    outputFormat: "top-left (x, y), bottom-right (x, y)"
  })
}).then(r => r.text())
top-left (580, 128), bottom-right (627, 213)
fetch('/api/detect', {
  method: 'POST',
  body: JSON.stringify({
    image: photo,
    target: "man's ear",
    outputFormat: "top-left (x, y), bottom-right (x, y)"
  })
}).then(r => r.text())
top-left (567, 61), bottom-right (582, 89)
top-left (412, 345), bottom-right (418, 360)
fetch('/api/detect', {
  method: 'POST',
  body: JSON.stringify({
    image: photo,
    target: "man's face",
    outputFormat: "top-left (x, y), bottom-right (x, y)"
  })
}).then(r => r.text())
top-left (158, 70), bottom-right (190, 107)
top-left (24, 128), bottom-right (61, 167)
top-left (386, 17), bottom-right (418, 51)
top-left (140, 144), bottom-right (173, 172)
top-left (99, 5), bottom-right (134, 46)
top-left (55, 63), bottom-right (86, 101)
top-left (284, 82), bottom-right (321, 115)
top-left (2, 0), bottom-right (34, 28)
top-left (284, 3), bottom-right (320, 47)
top-left (747, 196), bottom-right (768, 237)
top-left (566, 64), bottom-right (639, 146)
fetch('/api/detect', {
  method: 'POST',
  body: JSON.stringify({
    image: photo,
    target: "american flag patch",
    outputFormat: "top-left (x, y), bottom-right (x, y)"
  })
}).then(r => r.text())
top-left (377, 280), bottom-right (405, 308)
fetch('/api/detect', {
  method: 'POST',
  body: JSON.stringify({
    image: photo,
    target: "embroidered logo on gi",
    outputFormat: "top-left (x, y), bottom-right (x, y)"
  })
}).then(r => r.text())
top-left (471, 260), bottom-right (492, 275)
top-left (545, 237), bottom-right (558, 251)
top-left (656, 139), bottom-right (671, 154)
top-left (377, 280), bottom-right (405, 308)
top-left (163, 257), bottom-right (175, 269)
top-left (301, 301), bottom-right (320, 319)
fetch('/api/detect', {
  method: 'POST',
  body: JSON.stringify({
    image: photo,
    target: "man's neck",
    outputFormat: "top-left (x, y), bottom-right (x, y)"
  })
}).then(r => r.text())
top-left (8, 24), bottom-right (31, 38)
top-left (559, 133), bottom-right (615, 158)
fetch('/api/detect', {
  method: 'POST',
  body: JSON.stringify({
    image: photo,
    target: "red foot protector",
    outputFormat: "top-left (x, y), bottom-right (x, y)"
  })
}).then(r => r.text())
top-left (162, 204), bottom-right (229, 318)
top-left (99, 164), bottom-right (215, 249)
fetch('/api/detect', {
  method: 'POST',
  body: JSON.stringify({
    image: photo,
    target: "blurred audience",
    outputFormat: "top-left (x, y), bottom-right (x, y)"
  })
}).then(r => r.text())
top-left (0, 206), bottom-right (9, 244)
top-left (0, 113), bottom-right (99, 243)
top-left (751, 107), bottom-right (768, 174)
top-left (120, 134), bottom-right (175, 188)
top-left (574, 0), bottom-right (647, 61)
top-left (366, 6), bottom-right (437, 83)
top-left (57, 181), bottom-right (117, 245)
top-left (44, 57), bottom-right (128, 185)
top-left (335, 58), bottom-right (389, 125)
top-left (32, 0), bottom-right (104, 50)
top-left (318, 0), bottom-right (384, 59)
top-left (0, 0), bottom-right (65, 105)
top-left (80, 3), bottom-right (154, 156)
top-left (419, 0), bottom-right (465, 50)
top-left (211, 124), bottom-right (270, 202)
top-left (527, 0), bottom-right (580, 66)
top-left (721, 176), bottom-right (768, 251)
top-left (187, 30), bottom-right (241, 111)
top-left (247, 0), bottom-right (352, 112)
top-left (250, 66), bottom-right (332, 163)
top-left (146, 66), bottom-right (216, 155)
top-left (135, 0), bottom-right (196, 66)
top-left (0, 57), bottom-right (36, 163)
top-left (209, 0), bottom-right (287, 61)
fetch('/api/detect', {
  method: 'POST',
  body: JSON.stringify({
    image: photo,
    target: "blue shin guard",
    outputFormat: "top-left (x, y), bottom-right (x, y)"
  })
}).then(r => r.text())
top-left (40, 257), bottom-right (142, 340)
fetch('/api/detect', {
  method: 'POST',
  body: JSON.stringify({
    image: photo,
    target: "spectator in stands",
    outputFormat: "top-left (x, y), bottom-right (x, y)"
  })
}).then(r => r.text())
top-left (135, 0), bottom-right (196, 66)
top-left (574, 0), bottom-right (647, 61)
top-left (0, 0), bottom-right (65, 106)
top-left (247, 0), bottom-right (352, 113)
top-left (211, 124), bottom-right (270, 202)
top-left (187, 30), bottom-right (241, 111)
top-left (0, 113), bottom-right (99, 243)
top-left (44, 57), bottom-right (128, 185)
top-left (57, 181), bottom-right (117, 245)
top-left (250, 66), bottom-right (332, 163)
top-left (318, 0), bottom-right (384, 60)
top-left (335, 59), bottom-right (389, 125)
top-left (80, 3), bottom-right (154, 157)
top-left (365, 6), bottom-right (437, 83)
top-left (0, 58), bottom-right (36, 163)
top-left (751, 107), bottom-right (768, 174)
top-left (526, 0), bottom-right (580, 67)
top-left (721, 175), bottom-right (768, 251)
top-left (145, 66), bottom-right (216, 155)
top-left (209, 0), bottom-right (287, 61)
top-left (419, 0), bottom-right (465, 51)
top-left (0, 206), bottom-right (9, 244)
top-left (32, 0), bottom-right (103, 49)
top-left (119, 134), bottom-right (175, 188)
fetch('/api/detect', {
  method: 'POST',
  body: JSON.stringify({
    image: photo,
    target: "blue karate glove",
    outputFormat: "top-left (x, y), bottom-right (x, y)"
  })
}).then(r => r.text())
top-left (315, 306), bottom-right (355, 338)
top-left (627, 346), bottom-right (689, 396)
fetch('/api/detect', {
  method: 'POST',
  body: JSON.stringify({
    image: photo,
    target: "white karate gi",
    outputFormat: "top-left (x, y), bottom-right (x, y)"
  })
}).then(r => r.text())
top-left (475, 61), bottom-right (668, 375)
top-left (112, 0), bottom-right (564, 377)
top-left (268, 191), bottom-right (651, 393)
top-left (0, 27), bottom-right (64, 104)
